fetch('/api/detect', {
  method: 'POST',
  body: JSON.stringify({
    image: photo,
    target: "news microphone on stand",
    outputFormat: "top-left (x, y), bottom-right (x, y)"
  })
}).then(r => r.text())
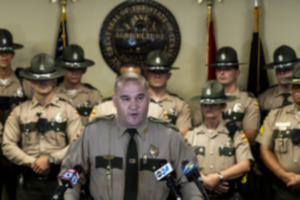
top-left (52, 165), bottom-right (83, 200)
top-left (181, 160), bottom-right (209, 200)
top-left (154, 160), bottom-right (182, 200)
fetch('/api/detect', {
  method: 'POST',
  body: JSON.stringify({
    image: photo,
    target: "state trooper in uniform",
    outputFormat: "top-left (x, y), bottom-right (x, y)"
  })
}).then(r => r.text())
top-left (257, 62), bottom-right (300, 200)
top-left (192, 47), bottom-right (260, 145)
top-left (258, 45), bottom-right (297, 119)
top-left (143, 50), bottom-right (192, 135)
top-left (89, 63), bottom-right (165, 121)
top-left (2, 53), bottom-right (82, 200)
top-left (60, 72), bottom-right (204, 200)
top-left (54, 44), bottom-right (102, 125)
top-left (0, 28), bottom-right (32, 200)
top-left (187, 80), bottom-right (253, 200)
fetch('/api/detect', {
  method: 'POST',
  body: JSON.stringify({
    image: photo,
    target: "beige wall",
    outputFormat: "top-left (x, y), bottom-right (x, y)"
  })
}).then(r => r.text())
top-left (2, 0), bottom-right (300, 104)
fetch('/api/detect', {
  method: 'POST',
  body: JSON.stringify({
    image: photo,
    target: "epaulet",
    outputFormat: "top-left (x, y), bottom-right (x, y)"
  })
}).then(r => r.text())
top-left (57, 97), bottom-right (67, 102)
top-left (167, 91), bottom-right (184, 100)
top-left (189, 123), bottom-right (202, 131)
top-left (15, 67), bottom-right (24, 83)
top-left (101, 96), bottom-right (112, 102)
top-left (148, 116), bottom-right (179, 132)
top-left (239, 88), bottom-right (255, 98)
top-left (269, 84), bottom-right (278, 88)
top-left (82, 83), bottom-right (97, 90)
top-left (150, 98), bottom-right (158, 103)
top-left (86, 114), bottom-right (115, 126)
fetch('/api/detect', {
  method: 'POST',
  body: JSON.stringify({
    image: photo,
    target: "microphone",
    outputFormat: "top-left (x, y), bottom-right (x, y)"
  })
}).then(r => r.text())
top-left (181, 160), bottom-right (209, 200)
top-left (52, 165), bottom-right (83, 200)
top-left (154, 161), bottom-right (182, 200)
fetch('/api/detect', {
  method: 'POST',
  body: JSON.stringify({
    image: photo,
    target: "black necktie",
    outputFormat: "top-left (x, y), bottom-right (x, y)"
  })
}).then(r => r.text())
top-left (282, 93), bottom-right (291, 107)
top-left (124, 129), bottom-right (138, 200)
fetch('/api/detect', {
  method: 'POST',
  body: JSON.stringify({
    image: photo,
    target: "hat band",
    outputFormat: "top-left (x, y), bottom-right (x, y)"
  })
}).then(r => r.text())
top-left (30, 72), bottom-right (55, 79)
top-left (273, 62), bottom-right (294, 69)
top-left (214, 62), bottom-right (238, 66)
top-left (200, 97), bottom-right (226, 103)
top-left (292, 78), bottom-right (300, 83)
top-left (0, 47), bottom-right (14, 51)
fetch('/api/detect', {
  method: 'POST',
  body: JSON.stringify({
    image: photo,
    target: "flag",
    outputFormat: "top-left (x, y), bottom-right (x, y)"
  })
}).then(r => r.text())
top-left (206, 7), bottom-right (217, 80)
top-left (247, 7), bottom-right (269, 96)
top-left (55, 12), bottom-right (69, 59)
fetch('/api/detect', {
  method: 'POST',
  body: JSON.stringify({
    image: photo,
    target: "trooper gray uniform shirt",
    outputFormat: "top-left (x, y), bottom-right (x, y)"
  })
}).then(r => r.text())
top-left (54, 83), bottom-right (102, 125)
top-left (89, 98), bottom-right (165, 121)
top-left (2, 94), bottom-right (82, 166)
top-left (258, 85), bottom-right (293, 112)
top-left (60, 116), bottom-right (203, 200)
top-left (256, 104), bottom-right (300, 174)
top-left (154, 91), bottom-right (192, 129)
top-left (186, 120), bottom-right (253, 174)
top-left (193, 88), bottom-right (260, 131)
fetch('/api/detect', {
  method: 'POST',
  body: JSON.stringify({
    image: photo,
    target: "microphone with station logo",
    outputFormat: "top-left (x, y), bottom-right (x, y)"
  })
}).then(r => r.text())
top-left (52, 165), bottom-right (83, 200)
top-left (154, 160), bottom-right (182, 200)
top-left (181, 160), bottom-right (209, 200)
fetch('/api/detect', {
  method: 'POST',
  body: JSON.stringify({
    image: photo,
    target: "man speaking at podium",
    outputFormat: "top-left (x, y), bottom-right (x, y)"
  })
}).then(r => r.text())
top-left (59, 72), bottom-right (204, 199)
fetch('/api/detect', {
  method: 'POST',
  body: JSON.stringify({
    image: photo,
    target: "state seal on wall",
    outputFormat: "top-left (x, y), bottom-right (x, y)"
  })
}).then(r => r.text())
top-left (99, 0), bottom-right (181, 74)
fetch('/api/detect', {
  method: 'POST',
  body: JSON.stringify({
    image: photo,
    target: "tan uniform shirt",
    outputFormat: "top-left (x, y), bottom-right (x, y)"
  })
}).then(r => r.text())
top-left (186, 120), bottom-right (253, 174)
top-left (0, 72), bottom-right (29, 124)
top-left (256, 104), bottom-right (300, 173)
top-left (153, 91), bottom-right (192, 129)
top-left (60, 116), bottom-right (203, 200)
top-left (2, 94), bottom-right (82, 167)
top-left (258, 85), bottom-right (293, 112)
top-left (193, 88), bottom-right (260, 131)
top-left (54, 83), bottom-right (102, 125)
top-left (89, 98), bottom-right (165, 121)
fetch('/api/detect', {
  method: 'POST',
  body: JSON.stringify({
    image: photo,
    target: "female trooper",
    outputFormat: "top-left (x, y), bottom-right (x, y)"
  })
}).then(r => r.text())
top-left (186, 80), bottom-right (253, 200)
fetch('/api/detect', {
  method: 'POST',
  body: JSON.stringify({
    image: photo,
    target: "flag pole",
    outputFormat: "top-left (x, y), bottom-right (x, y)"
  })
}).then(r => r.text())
top-left (247, 0), bottom-right (269, 96)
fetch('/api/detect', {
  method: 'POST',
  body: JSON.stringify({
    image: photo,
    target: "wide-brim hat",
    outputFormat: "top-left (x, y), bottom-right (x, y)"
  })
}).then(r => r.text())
top-left (20, 53), bottom-right (66, 80)
top-left (56, 44), bottom-right (95, 69)
top-left (191, 80), bottom-right (236, 104)
top-left (206, 46), bottom-right (246, 67)
top-left (0, 29), bottom-right (23, 51)
top-left (265, 45), bottom-right (300, 69)
top-left (281, 62), bottom-right (300, 84)
top-left (143, 50), bottom-right (179, 71)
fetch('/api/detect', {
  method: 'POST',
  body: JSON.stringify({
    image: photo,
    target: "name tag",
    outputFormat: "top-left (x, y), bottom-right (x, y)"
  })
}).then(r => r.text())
top-left (275, 122), bottom-right (291, 130)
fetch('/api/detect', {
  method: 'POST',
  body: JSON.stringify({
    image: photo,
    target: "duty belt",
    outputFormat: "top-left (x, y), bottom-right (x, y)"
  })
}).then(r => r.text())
top-left (20, 121), bottom-right (67, 133)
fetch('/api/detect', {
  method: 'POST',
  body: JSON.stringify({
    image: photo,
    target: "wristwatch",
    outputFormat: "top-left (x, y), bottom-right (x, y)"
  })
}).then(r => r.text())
top-left (48, 156), bottom-right (55, 165)
top-left (218, 172), bottom-right (223, 182)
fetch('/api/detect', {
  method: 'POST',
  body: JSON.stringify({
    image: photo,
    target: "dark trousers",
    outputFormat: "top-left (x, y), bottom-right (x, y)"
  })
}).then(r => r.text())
top-left (17, 178), bottom-right (58, 200)
top-left (0, 162), bottom-right (18, 200)
top-left (273, 182), bottom-right (300, 200)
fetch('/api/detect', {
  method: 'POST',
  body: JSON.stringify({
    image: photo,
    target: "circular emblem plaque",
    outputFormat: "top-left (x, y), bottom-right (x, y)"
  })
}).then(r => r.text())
top-left (99, 0), bottom-right (181, 74)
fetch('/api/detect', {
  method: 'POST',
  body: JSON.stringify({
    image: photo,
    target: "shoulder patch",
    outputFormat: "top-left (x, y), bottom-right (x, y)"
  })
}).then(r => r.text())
top-left (82, 83), bottom-right (97, 90)
top-left (240, 132), bottom-right (248, 143)
top-left (86, 114), bottom-right (115, 126)
top-left (259, 125), bottom-right (264, 136)
top-left (72, 126), bottom-right (83, 142)
top-left (148, 116), bottom-right (179, 132)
